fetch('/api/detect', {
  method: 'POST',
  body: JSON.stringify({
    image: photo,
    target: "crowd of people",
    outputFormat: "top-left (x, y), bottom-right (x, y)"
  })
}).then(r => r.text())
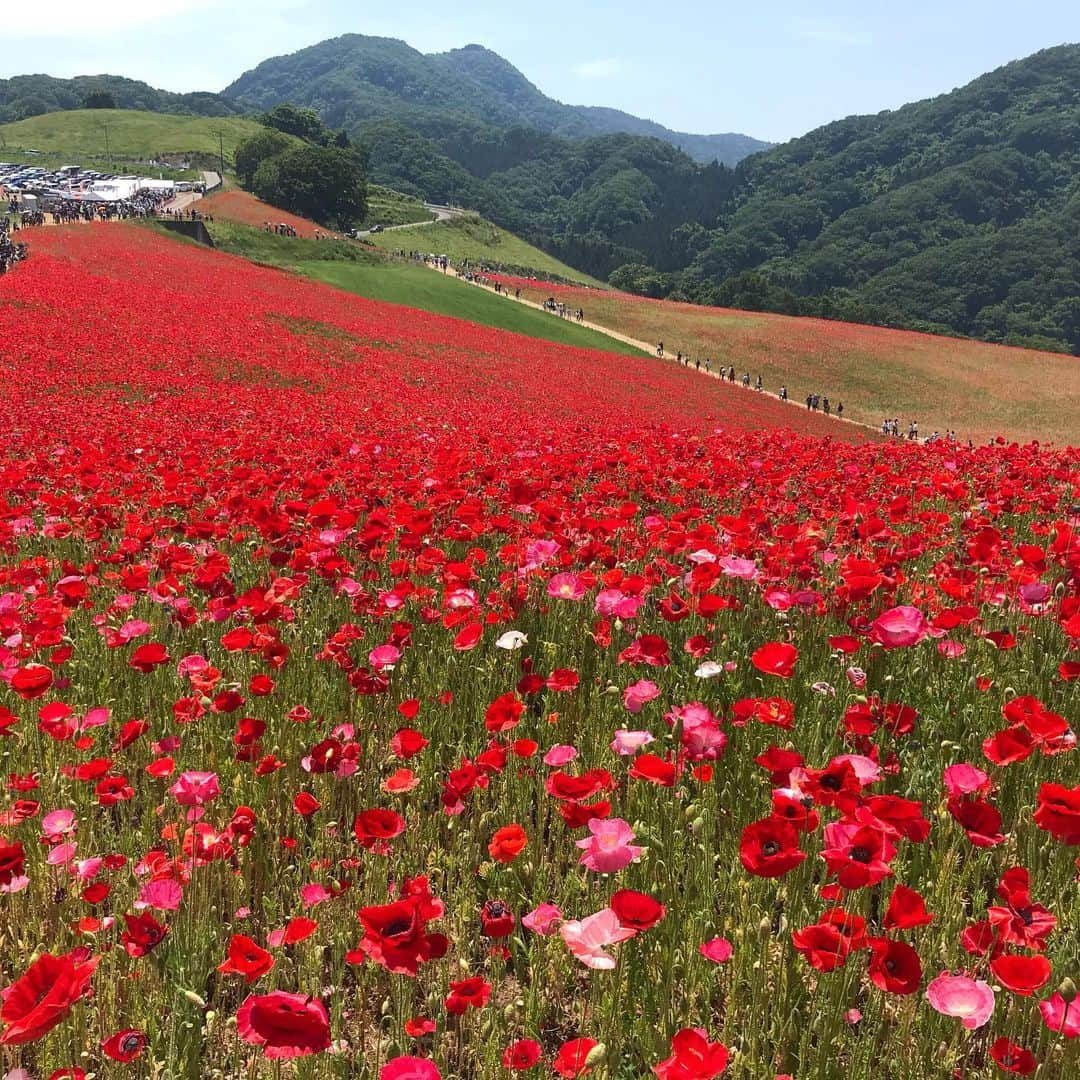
top-left (6, 188), bottom-right (177, 227)
top-left (263, 221), bottom-right (299, 237)
top-left (0, 218), bottom-right (28, 275)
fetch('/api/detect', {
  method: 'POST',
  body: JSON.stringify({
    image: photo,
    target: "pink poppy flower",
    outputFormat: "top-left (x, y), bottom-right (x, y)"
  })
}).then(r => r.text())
top-left (547, 574), bottom-right (587, 601)
top-left (699, 938), bottom-right (733, 963)
top-left (925, 973), bottom-right (995, 1029)
top-left (522, 903), bottom-right (562, 936)
top-left (576, 818), bottom-right (642, 873)
top-left (1039, 993), bottom-right (1080, 1038)
top-left (943, 763), bottom-right (991, 798)
top-left (42, 809), bottom-right (76, 841)
top-left (560, 908), bottom-right (636, 969)
top-left (544, 745), bottom-right (578, 767)
top-left (168, 771), bottom-right (220, 808)
top-left (870, 606), bottom-right (931, 649)
top-left (623, 680), bottom-right (661, 714)
top-left (523, 539), bottom-right (560, 570)
top-left (368, 644), bottom-right (401, 670)
top-left (718, 556), bottom-right (757, 579)
top-left (611, 730), bottom-right (655, 756)
top-left (135, 878), bottom-right (183, 912)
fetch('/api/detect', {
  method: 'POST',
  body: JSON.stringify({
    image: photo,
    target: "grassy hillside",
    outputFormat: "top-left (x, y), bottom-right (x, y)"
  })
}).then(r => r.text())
top-left (0, 110), bottom-right (276, 167)
top-left (363, 185), bottom-right (432, 227)
top-left (499, 277), bottom-right (1080, 446)
top-left (677, 45), bottom-right (1080, 354)
top-left (367, 213), bottom-right (607, 285)
top-left (200, 220), bottom-right (641, 355)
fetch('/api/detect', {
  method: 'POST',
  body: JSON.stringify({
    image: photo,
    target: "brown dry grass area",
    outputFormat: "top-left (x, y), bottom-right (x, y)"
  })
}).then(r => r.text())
top-left (197, 191), bottom-right (339, 239)
top-left (503, 281), bottom-right (1080, 446)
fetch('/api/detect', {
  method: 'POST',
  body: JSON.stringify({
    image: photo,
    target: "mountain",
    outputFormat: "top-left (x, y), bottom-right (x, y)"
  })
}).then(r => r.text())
top-left (223, 35), bottom-right (770, 166)
top-left (669, 43), bottom-right (1080, 354)
top-left (0, 74), bottom-right (240, 124)
top-left (357, 120), bottom-right (737, 277)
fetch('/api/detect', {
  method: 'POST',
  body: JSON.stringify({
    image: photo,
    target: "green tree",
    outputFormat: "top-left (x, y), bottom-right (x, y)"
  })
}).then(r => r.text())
top-left (235, 129), bottom-right (293, 188)
top-left (82, 91), bottom-right (117, 110)
top-left (260, 104), bottom-right (331, 144)
top-left (252, 144), bottom-right (367, 228)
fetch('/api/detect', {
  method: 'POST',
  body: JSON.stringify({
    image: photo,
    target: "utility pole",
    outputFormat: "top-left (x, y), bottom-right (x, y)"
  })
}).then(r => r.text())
top-left (209, 128), bottom-right (226, 184)
top-left (102, 120), bottom-right (111, 165)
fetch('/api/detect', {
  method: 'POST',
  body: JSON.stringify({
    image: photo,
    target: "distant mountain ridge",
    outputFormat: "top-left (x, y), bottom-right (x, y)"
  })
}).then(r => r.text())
top-left (0, 74), bottom-right (240, 123)
top-left (223, 35), bottom-right (770, 165)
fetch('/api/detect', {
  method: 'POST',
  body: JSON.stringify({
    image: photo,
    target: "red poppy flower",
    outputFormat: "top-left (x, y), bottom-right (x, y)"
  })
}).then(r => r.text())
top-left (480, 900), bottom-right (515, 938)
top-left (121, 912), bottom-right (169, 958)
top-left (218, 935), bottom-right (275, 983)
top-left (554, 1037), bottom-right (599, 1078)
top-left (0, 951), bottom-right (97, 1045)
top-left (102, 1028), bottom-right (147, 1062)
top-left (485, 692), bottom-right (524, 733)
top-left (444, 975), bottom-right (491, 1015)
top-left (883, 885), bottom-right (934, 930)
top-left (989, 1037), bottom-right (1037, 1075)
top-left (610, 890), bottom-right (665, 932)
top-left (791, 922), bottom-right (851, 972)
top-left (0, 839), bottom-right (25, 887)
top-left (1033, 783), bottom-right (1080, 844)
top-left (989, 954), bottom-right (1052, 996)
top-left (10, 664), bottom-right (53, 700)
top-left (235, 991), bottom-right (330, 1058)
top-left (354, 893), bottom-right (448, 976)
top-left (503, 1038), bottom-right (543, 1070)
top-left (653, 1027), bottom-right (728, 1079)
top-left (739, 817), bottom-right (807, 878)
top-left (751, 642), bottom-right (798, 678)
top-left (128, 643), bottom-right (171, 673)
top-left (488, 823), bottom-right (527, 863)
top-left (868, 938), bottom-right (922, 995)
top-left (353, 808), bottom-right (406, 852)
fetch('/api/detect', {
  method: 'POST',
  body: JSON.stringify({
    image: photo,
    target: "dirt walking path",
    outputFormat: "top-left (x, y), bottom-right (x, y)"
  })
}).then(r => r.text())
top-left (432, 263), bottom-right (885, 440)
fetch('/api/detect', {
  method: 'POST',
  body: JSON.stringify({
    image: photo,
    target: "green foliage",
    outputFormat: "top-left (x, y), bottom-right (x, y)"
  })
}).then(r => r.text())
top-left (259, 103), bottom-right (349, 147)
top-left (252, 144), bottom-right (367, 229)
top-left (235, 128), bottom-right (292, 187)
top-left (0, 74), bottom-right (239, 124)
top-left (675, 44), bottom-right (1080, 354)
top-left (82, 91), bottom-right (116, 110)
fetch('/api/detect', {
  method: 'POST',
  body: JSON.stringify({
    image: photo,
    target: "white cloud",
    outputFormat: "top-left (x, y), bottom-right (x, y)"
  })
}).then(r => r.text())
top-left (573, 58), bottom-right (622, 80)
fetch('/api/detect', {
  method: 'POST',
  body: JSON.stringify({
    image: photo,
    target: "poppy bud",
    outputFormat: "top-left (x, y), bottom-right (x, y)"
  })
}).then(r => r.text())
top-left (381, 996), bottom-right (393, 1017)
top-left (584, 1043), bottom-right (607, 1067)
top-left (1059, 977), bottom-right (1077, 1003)
top-left (182, 989), bottom-right (207, 1009)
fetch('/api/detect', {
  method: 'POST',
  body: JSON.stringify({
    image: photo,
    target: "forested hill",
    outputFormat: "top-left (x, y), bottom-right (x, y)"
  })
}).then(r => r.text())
top-left (674, 44), bottom-right (1080, 354)
top-left (223, 35), bottom-right (770, 166)
top-left (0, 75), bottom-right (240, 123)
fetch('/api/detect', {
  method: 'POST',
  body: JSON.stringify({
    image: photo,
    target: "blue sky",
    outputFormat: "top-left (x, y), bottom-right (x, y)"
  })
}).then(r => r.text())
top-left (5, 1), bottom-right (1078, 142)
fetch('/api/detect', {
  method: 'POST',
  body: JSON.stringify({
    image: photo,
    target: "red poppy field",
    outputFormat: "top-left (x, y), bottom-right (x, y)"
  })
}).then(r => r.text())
top-left (492, 277), bottom-right (1080, 448)
top-left (0, 223), bottom-right (1078, 1080)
